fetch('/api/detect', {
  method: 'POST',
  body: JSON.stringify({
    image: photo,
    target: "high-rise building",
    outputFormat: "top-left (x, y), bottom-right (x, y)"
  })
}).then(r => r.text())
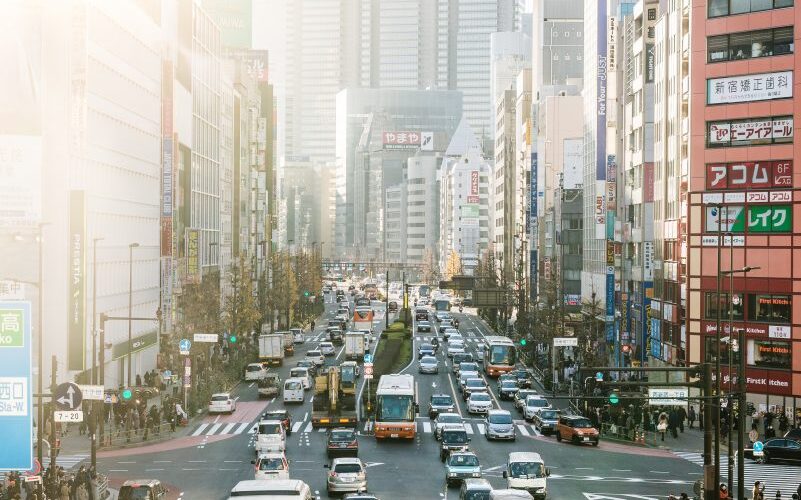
top-left (406, 155), bottom-right (444, 263)
top-left (490, 31), bottom-right (532, 149)
top-left (685, 0), bottom-right (799, 403)
top-left (494, 88), bottom-right (518, 280)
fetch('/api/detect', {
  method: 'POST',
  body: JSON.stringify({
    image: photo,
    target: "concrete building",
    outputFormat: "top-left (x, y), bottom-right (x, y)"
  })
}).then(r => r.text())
top-left (685, 0), bottom-right (800, 403)
top-left (494, 88), bottom-right (518, 280)
top-left (385, 184), bottom-right (407, 263)
top-left (334, 88), bottom-right (462, 259)
top-left (650, 0), bottom-right (690, 369)
top-left (530, 0), bottom-right (585, 98)
top-left (490, 31), bottom-right (532, 150)
top-left (616, 0), bottom-right (658, 367)
top-left (406, 155), bottom-right (443, 263)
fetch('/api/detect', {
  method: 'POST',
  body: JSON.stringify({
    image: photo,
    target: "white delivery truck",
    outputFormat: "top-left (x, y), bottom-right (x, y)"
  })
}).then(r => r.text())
top-left (259, 334), bottom-right (285, 367)
top-left (344, 331), bottom-right (366, 361)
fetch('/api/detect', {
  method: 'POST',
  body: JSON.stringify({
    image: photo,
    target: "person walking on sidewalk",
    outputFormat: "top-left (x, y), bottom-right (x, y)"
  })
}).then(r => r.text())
top-left (749, 423), bottom-right (760, 445)
top-left (668, 408), bottom-right (679, 438)
top-left (753, 481), bottom-right (765, 500)
top-left (688, 406), bottom-right (696, 429)
top-left (658, 412), bottom-right (668, 441)
top-left (677, 406), bottom-right (687, 433)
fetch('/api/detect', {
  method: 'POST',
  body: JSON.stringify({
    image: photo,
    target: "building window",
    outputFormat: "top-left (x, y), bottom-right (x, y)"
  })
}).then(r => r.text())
top-left (704, 292), bottom-right (744, 320)
top-left (747, 294), bottom-right (791, 323)
top-left (707, 115), bottom-right (793, 147)
top-left (709, 0), bottom-right (792, 17)
top-left (707, 27), bottom-right (793, 63)
top-left (748, 339), bottom-right (791, 369)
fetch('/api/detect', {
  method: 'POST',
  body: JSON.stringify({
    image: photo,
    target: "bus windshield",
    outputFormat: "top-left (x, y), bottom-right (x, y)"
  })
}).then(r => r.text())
top-left (377, 395), bottom-right (414, 422)
top-left (488, 344), bottom-right (516, 366)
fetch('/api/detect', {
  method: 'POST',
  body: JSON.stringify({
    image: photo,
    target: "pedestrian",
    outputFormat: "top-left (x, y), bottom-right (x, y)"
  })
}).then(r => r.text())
top-left (776, 492), bottom-right (782, 499)
top-left (59, 481), bottom-right (70, 500)
top-left (719, 483), bottom-right (729, 499)
top-left (678, 405), bottom-right (687, 433)
top-left (749, 423), bottom-right (759, 445)
top-left (135, 373), bottom-right (142, 387)
top-left (311, 320), bottom-right (316, 330)
top-left (688, 406), bottom-right (696, 429)
top-left (668, 408), bottom-right (679, 438)
top-left (753, 481), bottom-right (765, 500)
top-left (797, 483), bottom-right (801, 498)
top-left (658, 412), bottom-right (668, 442)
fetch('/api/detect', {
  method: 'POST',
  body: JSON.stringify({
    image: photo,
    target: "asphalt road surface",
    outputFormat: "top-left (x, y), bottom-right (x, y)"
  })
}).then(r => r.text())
top-left (93, 297), bottom-right (706, 500)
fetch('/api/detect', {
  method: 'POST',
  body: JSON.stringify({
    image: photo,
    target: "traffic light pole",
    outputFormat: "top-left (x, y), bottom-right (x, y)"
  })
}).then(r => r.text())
top-left (703, 362), bottom-right (715, 500)
top-left (737, 327), bottom-right (746, 500)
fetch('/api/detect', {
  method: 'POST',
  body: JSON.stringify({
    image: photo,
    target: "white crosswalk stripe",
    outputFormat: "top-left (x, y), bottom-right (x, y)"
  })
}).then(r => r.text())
top-left (234, 422), bottom-right (250, 434)
top-left (191, 423), bottom-right (209, 436)
top-left (304, 422), bottom-right (314, 433)
top-left (673, 451), bottom-right (799, 498)
top-left (517, 425), bottom-right (530, 437)
top-left (291, 421), bottom-right (303, 433)
top-left (190, 421), bottom-right (257, 436)
top-left (41, 454), bottom-right (89, 471)
top-left (206, 423), bottom-right (222, 436)
top-left (422, 421), bottom-right (432, 433)
top-left (221, 423), bottom-right (236, 434)
top-left (465, 425), bottom-right (474, 435)
top-left (476, 423), bottom-right (485, 435)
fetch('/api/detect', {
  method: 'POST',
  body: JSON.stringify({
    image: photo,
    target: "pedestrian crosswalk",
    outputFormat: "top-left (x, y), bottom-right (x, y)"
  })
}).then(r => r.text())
top-left (42, 453), bottom-right (89, 471)
top-left (189, 418), bottom-right (543, 438)
top-left (673, 451), bottom-right (799, 497)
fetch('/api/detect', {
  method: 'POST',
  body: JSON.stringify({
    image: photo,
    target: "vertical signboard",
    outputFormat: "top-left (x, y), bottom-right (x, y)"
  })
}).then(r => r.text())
top-left (0, 301), bottom-right (33, 470)
top-left (530, 153), bottom-right (538, 301)
top-left (161, 61), bottom-right (174, 332)
top-left (186, 228), bottom-right (199, 283)
top-left (204, 0), bottom-right (253, 49)
top-left (68, 190), bottom-right (86, 371)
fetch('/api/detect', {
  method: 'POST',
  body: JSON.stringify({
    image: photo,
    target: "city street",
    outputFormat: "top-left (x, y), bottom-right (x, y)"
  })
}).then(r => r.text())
top-left (87, 298), bottom-right (707, 500)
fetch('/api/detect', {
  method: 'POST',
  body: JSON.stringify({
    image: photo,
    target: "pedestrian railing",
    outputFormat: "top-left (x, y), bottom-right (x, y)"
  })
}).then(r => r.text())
top-left (101, 422), bottom-right (175, 447)
top-left (599, 422), bottom-right (660, 446)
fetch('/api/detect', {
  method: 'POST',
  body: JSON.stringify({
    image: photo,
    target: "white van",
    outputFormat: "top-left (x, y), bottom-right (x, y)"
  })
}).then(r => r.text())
top-left (288, 367), bottom-right (313, 390)
top-left (490, 490), bottom-right (534, 500)
top-left (283, 378), bottom-right (305, 403)
top-left (228, 479), bottom-right (312, 500)
top-left (254, 420), bottom-right (286, 453)
top-left (502, 452), bottom-right (549, 499)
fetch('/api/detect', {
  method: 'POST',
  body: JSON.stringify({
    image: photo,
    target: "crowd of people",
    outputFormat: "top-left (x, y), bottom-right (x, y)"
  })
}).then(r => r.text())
top-left (0, 465), bottom-right (96, 500)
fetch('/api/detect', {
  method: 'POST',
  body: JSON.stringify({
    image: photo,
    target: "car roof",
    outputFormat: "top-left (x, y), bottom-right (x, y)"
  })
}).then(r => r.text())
top-left (469, 391), bottom-right (490, 398)
top-left (438, 413), bottom-right (462, 420)
top-left (121, 480), bottom-right (161, 487)
top-left (488, 409), bottom-right (511, 417)
top-left (256, 452), bottom-right (286, 459)
top-left (330, 427), bottom-right (354, 432)
top-left (257, 419), bottom-right (283, 425)
top-left (463, 478), bottom-right (492, 490)
top-left (247, 362), bottom-right (263, 367)
top-left (508, 451), bottom-right (543, 463)
top-left (432, 393), bottom-right (451, 398)
top-left (331, 457), bottom-right (362, 465)
top-left (230, 479), bottom-right (307, 493)
top-left (211, 392), bottom-right (230, 397)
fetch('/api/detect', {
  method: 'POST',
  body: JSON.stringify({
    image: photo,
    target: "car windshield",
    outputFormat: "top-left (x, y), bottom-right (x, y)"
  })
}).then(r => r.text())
top-left (246, 365), bottom-right (262, 372)
top-left (539, 410), bottom-right (560, 420)
top-left (258, 458), bottom-right (285, 470)
top-left (334, 463), bottom-right (363, 474)
top-left (489, 413), bottom-right (513, 424)
top-left (460, 363), bottom-right (477, 371)
top-left (448, 455), bottom-right (479, 467)
top-left (488, 344), bottom-right (516, 365)
top-left (308, 351), bottom-right (321, 356)
top-left (285, 381), bottom-right (302, 390)
top-left (421, 356), bottom-right (437, 364)
top-left (527, 398), bottom-right (547, 407)
top-left (331, 430), bottom-right (355, 441)
top-left (442, 430), bottom-right (468, 443)
top-left (439, 414), bottom-right (461, 424)
top-left (572, 419), bottom-right (594, 428)
top-left (466, 379), bottom-right (484, 388)
top-left (420, 344), bottom-right (433, 350)
top-left (118, 486), bottom-right (155, 500)
top-left (211, 395), bottom-right (229, 402)
top-left (258, 423), bottom-right (282, 434)
top-left (509, 462), bottom-right (546, 478)
top-left (501, 381), bottom-right (517, 388)
top-left (451, 341), bottom-right (464, 347)
top-left (463, 491), bottom-right (491, 500)
top-left (432, 396), bottom-right (452, 406)
top-left (377, 395), bottom-right (415, 422)
top-left (517, 391), bottom-right (536, 400)
top-left (471, 393), bottom-right (491, 402)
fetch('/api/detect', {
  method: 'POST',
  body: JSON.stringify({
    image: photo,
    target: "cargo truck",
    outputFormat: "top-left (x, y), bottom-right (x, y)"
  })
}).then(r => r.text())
top-left (259, 334), bottom-right (285, 366)
top-left (311, 366), bottom-right (357, 427)
top-left (344, 331), bottom-right (366, 361)
top-left (278, 331), bottom-right (294, 356)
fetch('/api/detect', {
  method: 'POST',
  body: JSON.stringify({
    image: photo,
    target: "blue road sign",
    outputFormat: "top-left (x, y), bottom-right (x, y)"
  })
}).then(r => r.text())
top-left (179, 338), bottom-right (191, 352)
top-left (595, 372), bottom-right (604, 382)
top-left (0, 301), bottom-right (33, 471)
top-left (363, 353), bottom-right (373, 364)
top-left (753, 441), bottom-right (764, 456)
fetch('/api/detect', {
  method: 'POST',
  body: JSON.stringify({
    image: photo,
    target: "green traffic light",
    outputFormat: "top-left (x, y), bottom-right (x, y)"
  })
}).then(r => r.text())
top-left (229, 335), bottom-right (237, 344)
top-left (122, 388), bottom-right (132, 400)
top-left (520, 338), bottom-right (527, 346)
top-left (609, 392), bottom-right (620, 405)
top-left (304, 291), bottom-right (310, 297)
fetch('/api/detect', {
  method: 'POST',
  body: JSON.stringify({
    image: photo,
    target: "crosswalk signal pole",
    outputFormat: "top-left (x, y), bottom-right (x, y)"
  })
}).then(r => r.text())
top-left (50, 355), bottom-right (58, 472)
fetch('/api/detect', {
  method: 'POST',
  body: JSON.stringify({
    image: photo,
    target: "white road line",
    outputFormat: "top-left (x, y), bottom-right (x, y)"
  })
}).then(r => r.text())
top-left (206, 423), bottom-right (222, 435)
top-left (188, 460), bottom-right (207, 463)
top-left (153, 461), bottom-right (172, 463)
top-left (318, 427), bottom-right (326, 432)
top-left (422, 421), bottom-right (432, 433)
top-left (292, 422), bottom-right (303, 433)
top-left (234, 422), bottom-right (250, 434)
top-left (303, 412), bottom-right (309, 421)
top-left (517, 425), bottom-right (530, 437)
top-left (191, 424), bottom-right (209, 437)
top-left (108, 469), bottom-right (128, 472)
top-left (145, 469), bottom-right (164, 472)
top-left (221, 423), bottom-right (236, 434)
top-left (465, 424), bottom-right (474, 435)
top-left (223, 460), bottom-right (242, 463)
top-left (117, 461), bottom-right (136, 464)
top-left (476, 424), bottom-right (485, 435)
top-left (213, 415), bottom-right (221, 423)
top-left (248, 382), bottom-right (254, 388)
top-left (304, 422), bottom-right (314, 433)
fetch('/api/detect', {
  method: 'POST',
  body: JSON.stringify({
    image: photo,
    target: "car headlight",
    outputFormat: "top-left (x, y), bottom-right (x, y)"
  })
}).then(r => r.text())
top-left (448, 472), bottom-right (456, 477)
top-left (472, 472), bottom-right (481, 477)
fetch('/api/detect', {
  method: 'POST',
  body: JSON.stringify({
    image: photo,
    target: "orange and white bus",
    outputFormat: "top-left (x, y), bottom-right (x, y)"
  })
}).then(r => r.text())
top-left (483, 336), bottom-right (517, 377)
top-left (353, 306), bottom-right (374, 331)
top-left (374, 374), bottom-right (417, 439)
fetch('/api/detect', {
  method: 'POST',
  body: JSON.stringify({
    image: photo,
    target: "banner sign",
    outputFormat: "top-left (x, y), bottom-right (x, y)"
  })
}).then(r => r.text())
top-left (382, 131), bottom-right (431, 150)
top-left (705, 160), bottom-right (792, 190)
top-left (596, 2), bottom-right (608, 181)
top-left (186, 228), bottom-right (199, 283)
top-left (648, 388), bottom-right (688, 406)
top-left (204, 0), bottom-right (253, 49)
top-left (708, 116), bottom-right (793, 146)
top-left (68, 190), bottom-right (86, 371)
top-left (470, 171), bottom-right (479, 195)
top-left (707, 71), bottom-right (792, 105)
top-left (0, 301), bottom-right (32, 470)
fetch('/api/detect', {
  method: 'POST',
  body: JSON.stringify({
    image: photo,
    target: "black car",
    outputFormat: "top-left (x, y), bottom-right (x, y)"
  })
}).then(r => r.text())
top-left (262, 409), bottom-right (292, 435)
top-left (512, 369), bottom-right (533, 389)
top-left (429, 393), bottom-right (456, 418)
top-left (418, 343), bottom-right (435, 359)
top-left (498, 380), bottom-right (520, 400)
top-left (785, 428), bottom-right (801, 442)
top-left (745, 438), bottom-right (801, 463)
top-left (327, 428), bottom-right (359, 458)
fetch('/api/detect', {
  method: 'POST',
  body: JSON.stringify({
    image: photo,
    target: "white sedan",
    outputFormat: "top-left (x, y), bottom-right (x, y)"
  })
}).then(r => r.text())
top-left (466, 392), bottom-right (493, 414)
top-left (208, 392), bottom-right (236, 414)
top-left (320, 342), bottom-right (336, 356)
top-left (253, 452), bottom-right (290, 480)
top-left (447, 341), bottom-right (465, 358)
top-left (523, 396), bottom-right (551, 422)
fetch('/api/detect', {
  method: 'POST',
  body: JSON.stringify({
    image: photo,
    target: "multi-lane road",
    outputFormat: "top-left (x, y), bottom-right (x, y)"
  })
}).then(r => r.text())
top-left (91, 295), bottom-right (710, 499)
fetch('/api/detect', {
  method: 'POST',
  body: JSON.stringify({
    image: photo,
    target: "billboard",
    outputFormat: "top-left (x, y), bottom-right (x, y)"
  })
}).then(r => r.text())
top-left (186, 228), bottom-right (199, 283)
top-left (382, 131), bottom-right (431, 150)
top-left (596, 1), bottom-right (608, 182)
top-left (705, 161), bottom-right (792, 190)
top-left (562, 138), bottom-right (583, 189)
top-left (707, 71), bottom-right (792, 105)
top-left (204, 0), bottom-right (253, 49)
top-left (708, 116), bottom-right (793, 146)
top-left (470, 171), bottom-right (479, 195)
top-left (0, 301), bottom-right (32, 470)
top-left (68, 190), bottom-right (86, 371)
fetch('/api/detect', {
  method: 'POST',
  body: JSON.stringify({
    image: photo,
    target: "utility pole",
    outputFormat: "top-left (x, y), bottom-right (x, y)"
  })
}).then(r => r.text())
top-left (37, 223), bottom-right (46, 469)
top-left (736, 327), bottom-right (746, 500)
top-left (50, 355), bottom-right (57, 471)
top-left (703, 361), bottom-right (714, 500)
top-left (385, 270), bottom-right (389, 328)
top-left (713, 204), bottom-right (723, 497)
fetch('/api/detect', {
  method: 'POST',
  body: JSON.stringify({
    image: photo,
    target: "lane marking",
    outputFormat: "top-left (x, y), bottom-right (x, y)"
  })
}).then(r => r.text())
top-left (117, 461), bottom-right (136, 464)
top-left (517, 425), bottom-right (530, 437)
top-left (292, 422), bottom-right (303, 433)
top-left (221, 423), bottom-right (236, 434)
top-left (191, 424), bottom-right (209, 437)
top-left (304, 422), bottom-right (313, 433)
top-left (422, 421), bottom-right (432, 433)
top-left (477, 423), bottom-right (485, 435)
top-left (465, 424), bottom-right (474, 435)
top-left (234, 422), bottom-right (249, 434)
top-left (213, 415), bottom-right (220, 423)
top-left (248, 382), bottom-right (254, 388)
top-left (108, 469), bottom-right (128, 472)
top-left (206, 423), bottom-right (222, 436)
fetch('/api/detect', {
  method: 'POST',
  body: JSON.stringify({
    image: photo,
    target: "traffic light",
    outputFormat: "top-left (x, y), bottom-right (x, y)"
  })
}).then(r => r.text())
top-left (519, 338), bottom-right (527, 346)
top-left (608, 390), bottom-right (620, 405)
top-left (229, 335), bottom-right (237, 344)
top-left (304, 290), bottom-right (310, 297)
top-left (121, 388), bottom-right (133, 401)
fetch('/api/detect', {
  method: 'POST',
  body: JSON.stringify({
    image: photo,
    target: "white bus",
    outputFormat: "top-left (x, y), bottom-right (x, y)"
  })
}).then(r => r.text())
top-left (375, 373), bottom-right (417, 439)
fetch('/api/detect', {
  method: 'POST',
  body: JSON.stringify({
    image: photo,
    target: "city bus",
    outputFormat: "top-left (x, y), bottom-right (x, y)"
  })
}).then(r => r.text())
top-left (353, 306), bottom-right (374, 331)
top-left (483, 336), bottom-right (517, 377)
top-left (433, 298), bottom-right (451, 312)
top-left (374, 373), bottom-right (417, 439)
top-left (355, 296), bottom-right (371, 308)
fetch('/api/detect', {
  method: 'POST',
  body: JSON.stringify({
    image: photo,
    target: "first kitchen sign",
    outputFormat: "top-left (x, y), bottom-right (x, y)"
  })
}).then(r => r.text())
top-left (708, 71), bottom-right (792, 105)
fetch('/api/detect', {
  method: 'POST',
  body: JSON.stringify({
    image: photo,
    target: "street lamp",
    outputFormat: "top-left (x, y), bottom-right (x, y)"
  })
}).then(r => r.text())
top-left (127, 242), bottom-right (139, 387)
top-left (91, 237), bottom-right (104, 385)
top-left (720, 259), bottom-right (759, 498)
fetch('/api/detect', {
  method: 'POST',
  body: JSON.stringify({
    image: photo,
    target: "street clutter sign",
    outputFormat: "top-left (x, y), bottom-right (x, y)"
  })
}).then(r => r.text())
top-left (363, 363), bottom-right (373, 380)
top-left (363, 353), bottom-right (373, 364)
top-left (553, 337), bottom-right (578, 347)
top-left (648, 387), bottom-right (689, 406)
top-left (54, 382), bottom-right (83, 411)
top-left (0, 301), bottom-right (32, 470)
top-left (54, 410), bottom-right (83, 423)
top-left (183, 357), bottom-right (191, 388)
top-left (193, 333), bottom-right (219, 343)
top-left (179, 338), bottom-right (191, 355)
top-left (78, 384), bottom-right (104, 401)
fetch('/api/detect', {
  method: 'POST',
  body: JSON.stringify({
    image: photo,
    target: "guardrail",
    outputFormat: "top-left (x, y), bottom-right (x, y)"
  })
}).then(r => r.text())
top-left (102, 422), bottom-right (176, 447)
top-left (598, 422), bottom-right (659, 447)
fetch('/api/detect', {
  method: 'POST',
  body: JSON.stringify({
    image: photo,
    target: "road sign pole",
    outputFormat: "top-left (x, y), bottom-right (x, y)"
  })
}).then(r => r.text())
top-left (90, 400), bottom-right (97, 469)
top-left (50, 355), bottom-right (57, 472)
